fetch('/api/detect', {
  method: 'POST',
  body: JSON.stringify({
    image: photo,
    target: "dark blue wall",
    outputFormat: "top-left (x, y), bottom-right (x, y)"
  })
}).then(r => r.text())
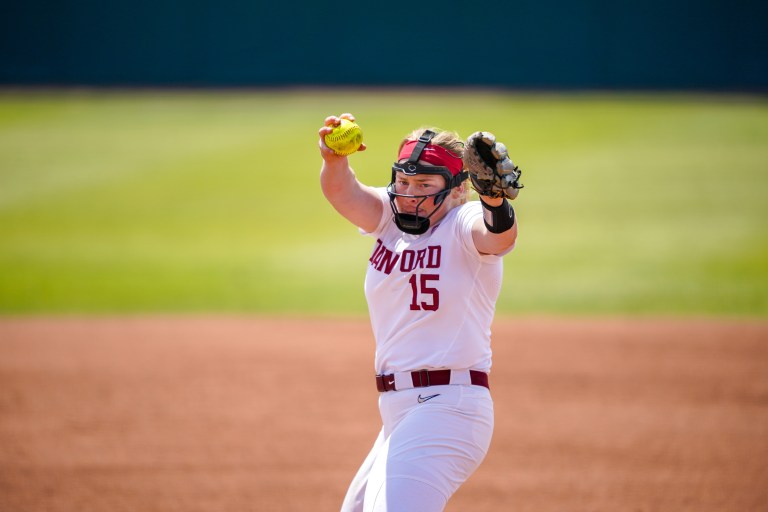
top-left (1, 0), bottom-right (766, 89)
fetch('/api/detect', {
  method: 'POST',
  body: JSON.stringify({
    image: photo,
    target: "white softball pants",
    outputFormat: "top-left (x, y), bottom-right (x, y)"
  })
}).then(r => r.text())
top-left (340, 384), bottom-right (494, 512)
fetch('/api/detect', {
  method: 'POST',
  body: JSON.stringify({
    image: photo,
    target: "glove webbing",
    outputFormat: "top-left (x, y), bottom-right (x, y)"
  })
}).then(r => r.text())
top-left (474, 139), bottom-right (500, 171)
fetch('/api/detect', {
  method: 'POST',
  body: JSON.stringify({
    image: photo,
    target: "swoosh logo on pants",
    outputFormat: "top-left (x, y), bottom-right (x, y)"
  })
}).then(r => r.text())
top-left (417, 393), bottom-right (441, 403)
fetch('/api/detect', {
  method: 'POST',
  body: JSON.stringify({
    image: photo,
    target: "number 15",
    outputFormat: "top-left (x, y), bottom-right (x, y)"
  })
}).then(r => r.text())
top-left (408, 273), bottom-right (440, 311)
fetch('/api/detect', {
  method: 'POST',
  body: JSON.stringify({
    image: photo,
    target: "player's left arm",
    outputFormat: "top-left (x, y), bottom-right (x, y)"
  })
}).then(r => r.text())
top-left (471, 195), bottom-right (518, 255)
top-left (464, 131), bottom-right (523, 256)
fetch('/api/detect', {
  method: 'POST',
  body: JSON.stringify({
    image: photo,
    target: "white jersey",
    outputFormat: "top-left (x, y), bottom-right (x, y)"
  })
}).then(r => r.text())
top-left (362, 188), bottom-right (511, 375)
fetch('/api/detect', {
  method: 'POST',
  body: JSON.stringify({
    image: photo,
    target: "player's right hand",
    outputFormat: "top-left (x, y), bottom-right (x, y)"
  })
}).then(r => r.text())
top-left (318, 113), bottom-right (367, 159)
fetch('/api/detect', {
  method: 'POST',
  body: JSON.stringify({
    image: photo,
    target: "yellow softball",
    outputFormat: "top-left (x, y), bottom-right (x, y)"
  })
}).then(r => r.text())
top-left (324, 119), bottom-right (363, 156)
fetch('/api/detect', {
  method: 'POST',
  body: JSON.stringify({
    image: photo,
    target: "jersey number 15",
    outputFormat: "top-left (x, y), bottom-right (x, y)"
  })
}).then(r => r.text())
top-left (408, 273), bottom-right (440, 311)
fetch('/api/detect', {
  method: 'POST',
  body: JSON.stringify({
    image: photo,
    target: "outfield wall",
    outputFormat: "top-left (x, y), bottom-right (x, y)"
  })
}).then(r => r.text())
top-left (1, 0), bottom-right (766, 89)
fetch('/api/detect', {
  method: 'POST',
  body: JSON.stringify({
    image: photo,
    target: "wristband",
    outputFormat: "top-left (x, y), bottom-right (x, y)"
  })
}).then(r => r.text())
top-left (480, 198), bottom-right (515, 234)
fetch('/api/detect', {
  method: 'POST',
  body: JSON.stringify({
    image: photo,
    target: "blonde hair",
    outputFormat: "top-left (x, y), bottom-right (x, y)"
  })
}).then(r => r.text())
top-left (399, 127), bottom-right (471, 204)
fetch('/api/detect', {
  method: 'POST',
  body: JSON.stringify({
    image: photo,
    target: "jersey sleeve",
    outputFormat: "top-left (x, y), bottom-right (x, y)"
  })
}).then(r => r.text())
top-left (455, 201), bottom-right (514, 259)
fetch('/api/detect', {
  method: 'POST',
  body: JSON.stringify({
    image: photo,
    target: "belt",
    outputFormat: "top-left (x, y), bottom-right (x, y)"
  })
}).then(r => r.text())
top-left (375, 369), bottom-right (489, 392)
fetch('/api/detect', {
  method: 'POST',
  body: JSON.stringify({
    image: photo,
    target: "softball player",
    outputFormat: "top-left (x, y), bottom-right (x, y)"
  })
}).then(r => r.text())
top-left (318, 113), bottom-right (523, 512)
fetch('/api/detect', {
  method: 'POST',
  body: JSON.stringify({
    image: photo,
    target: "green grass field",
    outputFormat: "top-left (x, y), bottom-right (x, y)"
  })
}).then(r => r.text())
top-left (1, 89), bottom-right (766, 316)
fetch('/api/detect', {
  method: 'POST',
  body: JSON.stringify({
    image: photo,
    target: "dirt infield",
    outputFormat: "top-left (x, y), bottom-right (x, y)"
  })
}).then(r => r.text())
top-left (1, 316), bottom-right (766, 512)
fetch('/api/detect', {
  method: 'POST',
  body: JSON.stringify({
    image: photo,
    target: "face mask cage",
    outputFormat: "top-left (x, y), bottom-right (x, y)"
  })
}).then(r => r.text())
top-left (386, 180), bottom-right (450, 235)
top-left (386, 130), bottom-right (468, 235)
top-left (387, 162), bottom-right (455, 233)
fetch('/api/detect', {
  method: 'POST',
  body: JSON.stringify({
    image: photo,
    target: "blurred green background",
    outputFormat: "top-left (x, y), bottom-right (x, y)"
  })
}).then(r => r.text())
top-left (1, 89), bottom-right (766, 316)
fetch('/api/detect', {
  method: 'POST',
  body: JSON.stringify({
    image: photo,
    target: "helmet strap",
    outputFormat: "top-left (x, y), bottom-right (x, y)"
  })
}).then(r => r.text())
top-left (406, 130), bottom-right (436, 163)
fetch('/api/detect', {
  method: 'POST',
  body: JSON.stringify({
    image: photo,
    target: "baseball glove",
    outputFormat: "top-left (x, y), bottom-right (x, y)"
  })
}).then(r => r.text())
top-left (463, 131), bottom-right (523, 200)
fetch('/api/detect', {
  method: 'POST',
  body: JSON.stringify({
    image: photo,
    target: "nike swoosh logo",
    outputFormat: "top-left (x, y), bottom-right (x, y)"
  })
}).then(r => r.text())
top-left (417, 393), bottom-right (441, 403)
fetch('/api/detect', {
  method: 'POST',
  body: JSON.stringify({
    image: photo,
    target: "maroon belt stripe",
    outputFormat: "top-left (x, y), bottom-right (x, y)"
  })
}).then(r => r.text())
top-left (375, 370), bottom-right (489, 392)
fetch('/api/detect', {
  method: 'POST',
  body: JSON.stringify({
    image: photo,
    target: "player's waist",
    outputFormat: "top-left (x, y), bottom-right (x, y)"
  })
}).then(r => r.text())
top-left (375, 369), bottom-right (489, 392)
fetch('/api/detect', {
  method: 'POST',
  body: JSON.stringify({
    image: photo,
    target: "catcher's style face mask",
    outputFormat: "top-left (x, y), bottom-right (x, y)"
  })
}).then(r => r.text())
top-left (387, 130), bottom-right (468, 235)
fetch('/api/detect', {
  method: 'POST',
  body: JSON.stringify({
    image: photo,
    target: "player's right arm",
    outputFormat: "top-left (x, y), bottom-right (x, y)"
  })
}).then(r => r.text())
top-left (319, 114), bottom-right (382, 233)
